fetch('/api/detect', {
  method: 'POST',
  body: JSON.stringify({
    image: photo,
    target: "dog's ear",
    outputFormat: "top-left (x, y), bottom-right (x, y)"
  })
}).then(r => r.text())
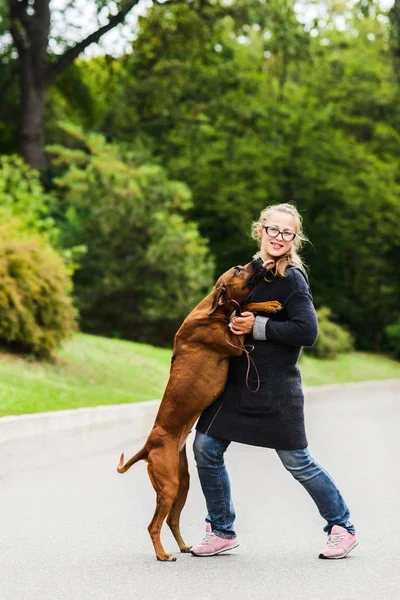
top-left (208, 284), bottom-right (227, 315)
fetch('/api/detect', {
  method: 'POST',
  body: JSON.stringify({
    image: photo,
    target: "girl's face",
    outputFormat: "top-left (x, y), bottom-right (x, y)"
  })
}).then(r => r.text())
top-left (257, 210), bottom-right (297, 262)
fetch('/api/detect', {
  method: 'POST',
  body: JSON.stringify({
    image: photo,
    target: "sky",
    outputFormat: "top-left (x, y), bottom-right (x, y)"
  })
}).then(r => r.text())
top-left (50, 0), bottom-right (150, 56)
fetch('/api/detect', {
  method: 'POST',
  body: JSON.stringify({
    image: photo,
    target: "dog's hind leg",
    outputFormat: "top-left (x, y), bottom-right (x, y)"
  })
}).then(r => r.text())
top-left (147, 446), bottom-right (180, 562)
top-left (167, 444), bottom-right (191, 553)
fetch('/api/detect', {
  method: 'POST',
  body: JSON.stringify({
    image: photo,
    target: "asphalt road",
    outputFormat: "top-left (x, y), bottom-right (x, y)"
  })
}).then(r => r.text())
top-left (1, 381), bottom-right (399, 600)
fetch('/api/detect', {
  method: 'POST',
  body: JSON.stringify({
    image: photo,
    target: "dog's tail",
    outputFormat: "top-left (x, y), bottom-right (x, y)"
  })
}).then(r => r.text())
top-left (117, 446), bottom-right (148, 474)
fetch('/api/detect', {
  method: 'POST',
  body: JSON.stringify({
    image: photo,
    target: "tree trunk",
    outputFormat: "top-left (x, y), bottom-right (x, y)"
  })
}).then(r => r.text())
top-left (9, 0), bottom-right (51, 168)
top-left (19, 55), bottom-right (48, 168)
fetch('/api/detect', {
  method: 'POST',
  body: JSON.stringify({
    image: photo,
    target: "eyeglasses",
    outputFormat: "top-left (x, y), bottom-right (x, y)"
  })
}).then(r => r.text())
top-left (264, 225), bottom-right (296, 242)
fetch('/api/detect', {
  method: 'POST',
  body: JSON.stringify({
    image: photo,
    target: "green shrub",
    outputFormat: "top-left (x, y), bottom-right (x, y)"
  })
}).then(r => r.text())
top-left (385, 318), bottom-right (400, 356)
top-left (0, 154), bottom-right (59, 244)
top-left (48, 125), bottom-right (214, 346)
top-left (0, 215), bottom-right (77, 358)
top-left (306, 307), bottom-right (354, 359)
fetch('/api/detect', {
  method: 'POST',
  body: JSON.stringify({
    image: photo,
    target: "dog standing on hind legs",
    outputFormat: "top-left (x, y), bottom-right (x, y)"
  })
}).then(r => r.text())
top-left (117, 257), bottom-right (282, 561)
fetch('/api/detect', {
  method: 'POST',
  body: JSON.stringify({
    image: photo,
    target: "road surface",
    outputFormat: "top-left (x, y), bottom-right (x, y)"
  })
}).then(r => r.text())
top-left (1, 381), bottom-right (399, 600)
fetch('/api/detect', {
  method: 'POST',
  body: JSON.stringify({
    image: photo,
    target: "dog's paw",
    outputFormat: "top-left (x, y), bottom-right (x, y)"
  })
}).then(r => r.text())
top-left (158, 553), bottom-right (177, 562)
top-left (269, 301), bottom-right (283, 312)
top-left (180, 545), bottom-right (192, 553)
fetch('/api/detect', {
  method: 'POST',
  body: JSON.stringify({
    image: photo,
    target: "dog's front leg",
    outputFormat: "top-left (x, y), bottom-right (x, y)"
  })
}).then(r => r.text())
top-left (244, 301), bottom-right (283, 314)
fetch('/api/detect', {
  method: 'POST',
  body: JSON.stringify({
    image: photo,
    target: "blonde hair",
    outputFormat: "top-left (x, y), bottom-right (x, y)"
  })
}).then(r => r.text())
top-left (251, 203), bottom-right (308, 278)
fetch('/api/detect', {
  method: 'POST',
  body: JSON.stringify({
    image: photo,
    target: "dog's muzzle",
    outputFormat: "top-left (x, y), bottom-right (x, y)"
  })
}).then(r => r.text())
top-left (243, 257), bottom-right (274, 289)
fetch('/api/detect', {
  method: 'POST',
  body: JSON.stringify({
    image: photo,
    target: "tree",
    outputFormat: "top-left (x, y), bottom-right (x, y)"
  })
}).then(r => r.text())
top-left (89, 0), bottom-right (400, 350)
top-left (3, 0), bottom-right (264, 168)
top-left (95, 0), bottom-right (311, 269)
top-left (4, 0), bottom-right (147, 167)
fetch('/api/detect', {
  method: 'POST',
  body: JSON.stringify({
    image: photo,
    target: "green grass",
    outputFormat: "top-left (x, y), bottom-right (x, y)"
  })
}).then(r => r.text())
top-left (0, 333), bottom-right (172, 417)
top-left (0, 333), bottom-right (399, 417)
top-left (300, 351), bottom-right (400, 386)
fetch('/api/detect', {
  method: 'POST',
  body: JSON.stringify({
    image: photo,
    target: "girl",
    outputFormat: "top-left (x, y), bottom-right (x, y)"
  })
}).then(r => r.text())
top-left (191, 203), bottom-right (357, 559)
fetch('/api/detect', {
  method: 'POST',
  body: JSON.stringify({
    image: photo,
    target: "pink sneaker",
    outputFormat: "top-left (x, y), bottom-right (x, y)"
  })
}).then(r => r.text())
top-left (191, 523), bottom-right (239, 557)
top-left (319, 525), bottom-right (358, 559)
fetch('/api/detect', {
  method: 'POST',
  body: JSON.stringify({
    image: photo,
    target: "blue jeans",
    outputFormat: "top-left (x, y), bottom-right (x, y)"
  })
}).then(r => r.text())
top-left (193, 430), bottom-right (355, 539)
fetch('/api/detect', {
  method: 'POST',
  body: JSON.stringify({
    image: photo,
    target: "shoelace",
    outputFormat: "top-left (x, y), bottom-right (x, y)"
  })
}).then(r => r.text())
top-left (327, 533), bottom-right (345, 548)
top-left (199, 532), bottom-right (214, 546)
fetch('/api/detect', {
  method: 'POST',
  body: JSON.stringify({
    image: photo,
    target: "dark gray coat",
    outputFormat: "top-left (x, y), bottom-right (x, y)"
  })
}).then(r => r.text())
top-left (196, 268), bottom-right (318, 450)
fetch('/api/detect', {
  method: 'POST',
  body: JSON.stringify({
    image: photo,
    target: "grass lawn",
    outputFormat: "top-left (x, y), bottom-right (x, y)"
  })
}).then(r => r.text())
top-left (299, 351), bottom-right (400, 386)
top-left (0, 333), bottom-right (399, 417)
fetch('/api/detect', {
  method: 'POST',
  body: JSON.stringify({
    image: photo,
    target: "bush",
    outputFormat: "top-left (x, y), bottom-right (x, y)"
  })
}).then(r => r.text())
top-left (306, 307), bottom-right (354, 359)
top-left (0, 215), bottom-right (77, 358)
top-left (385, 318), bottom-right (400, 356)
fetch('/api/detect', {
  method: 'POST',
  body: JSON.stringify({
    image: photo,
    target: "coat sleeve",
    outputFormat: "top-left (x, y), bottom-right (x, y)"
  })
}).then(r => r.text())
top-left (264, 291), bottom-right (318, 347)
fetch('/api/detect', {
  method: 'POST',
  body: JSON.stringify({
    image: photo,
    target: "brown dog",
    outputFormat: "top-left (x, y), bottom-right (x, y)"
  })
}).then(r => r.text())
top-left (117, 257), bottom-right (282, 561)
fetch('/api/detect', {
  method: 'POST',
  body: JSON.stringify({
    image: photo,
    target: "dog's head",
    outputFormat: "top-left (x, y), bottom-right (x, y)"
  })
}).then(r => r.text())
top-left (209, 257), bottom-right (274, 315)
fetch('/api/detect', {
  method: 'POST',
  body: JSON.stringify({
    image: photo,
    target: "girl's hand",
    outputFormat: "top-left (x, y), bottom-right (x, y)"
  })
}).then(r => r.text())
top-left (229, 311), bottom-right (255, 335)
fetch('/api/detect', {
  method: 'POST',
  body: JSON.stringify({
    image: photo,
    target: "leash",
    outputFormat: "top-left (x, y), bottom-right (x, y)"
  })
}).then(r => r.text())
top-left (224, 299), bottom-right (261, 393)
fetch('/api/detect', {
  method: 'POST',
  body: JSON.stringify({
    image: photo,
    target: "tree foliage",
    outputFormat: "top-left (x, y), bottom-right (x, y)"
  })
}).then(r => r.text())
top-left (0, 154), bottom-right (59, 243)
top-left (48, 124), bottom-right (214, 345)
top-left (87, 0), bottom-right (400, 349)
top-left (0, 0), bottom-right (399, 350)
top-left (390, 0), bottom-right (400, 78)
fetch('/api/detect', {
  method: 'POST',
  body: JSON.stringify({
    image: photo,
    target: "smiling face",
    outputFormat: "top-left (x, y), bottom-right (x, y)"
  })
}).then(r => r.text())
top-left (257, 210), bottom-right (297, 262)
